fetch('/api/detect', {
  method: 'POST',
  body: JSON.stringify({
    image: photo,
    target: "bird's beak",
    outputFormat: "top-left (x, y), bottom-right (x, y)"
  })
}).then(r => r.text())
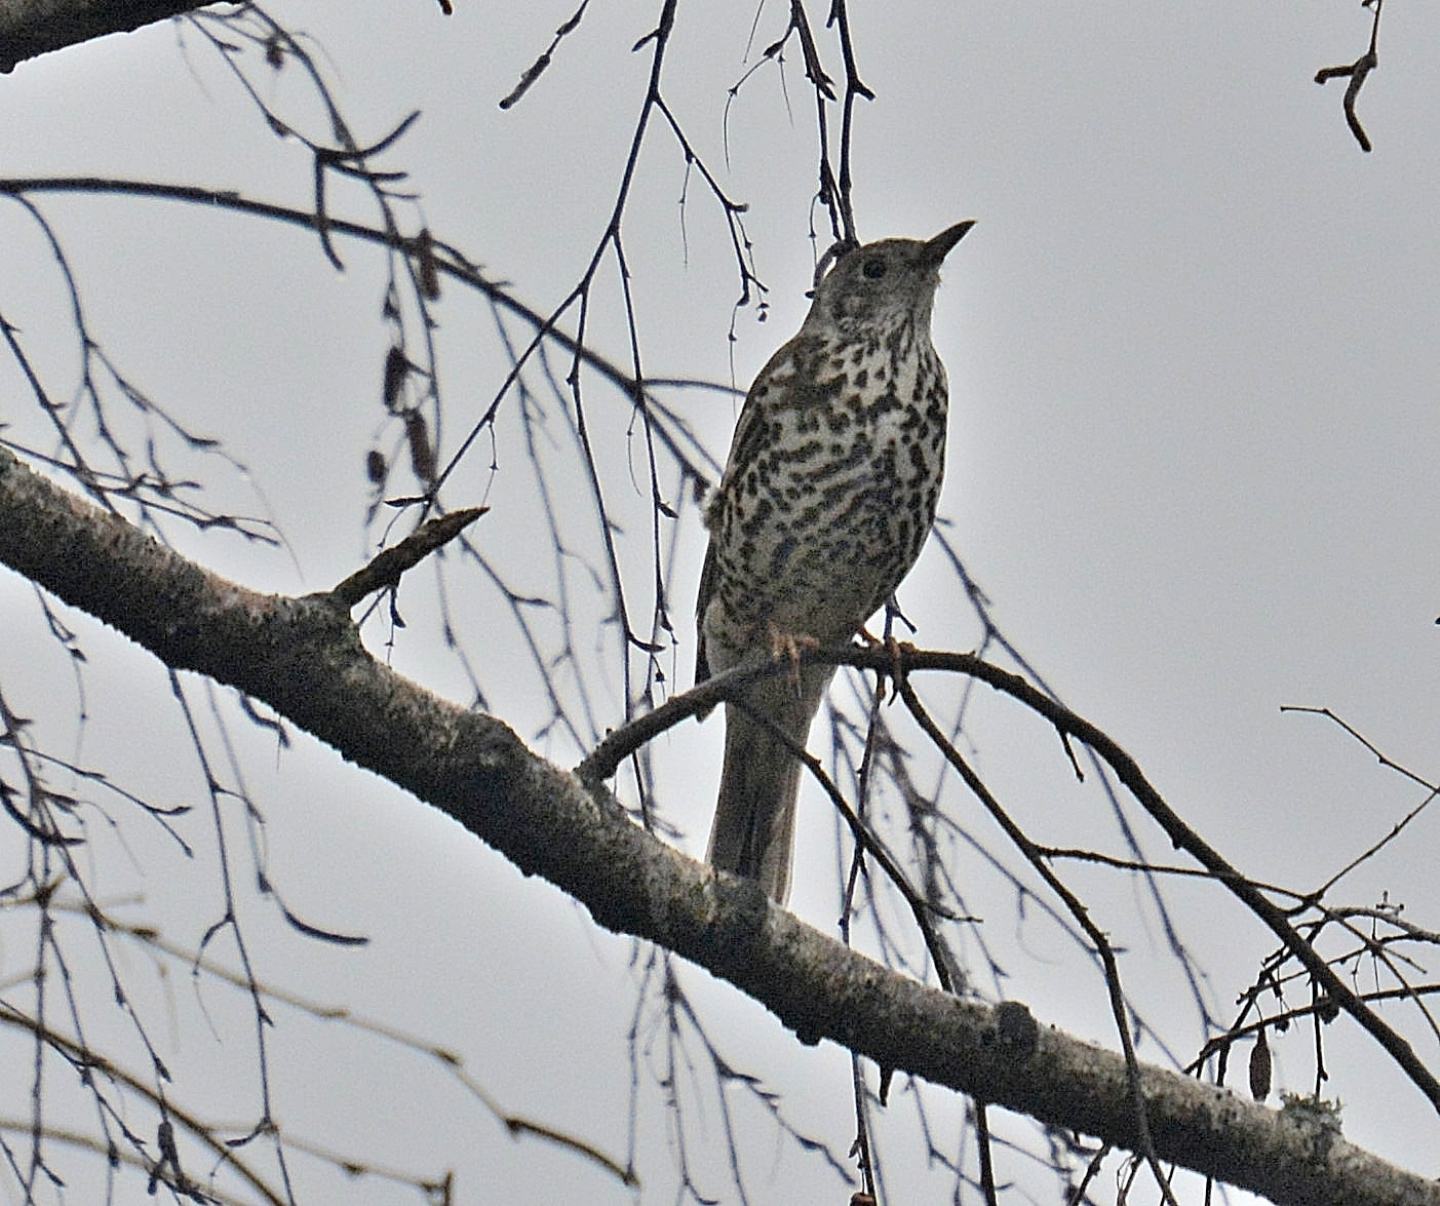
top-left (922, 220), bottom-right (976, 264)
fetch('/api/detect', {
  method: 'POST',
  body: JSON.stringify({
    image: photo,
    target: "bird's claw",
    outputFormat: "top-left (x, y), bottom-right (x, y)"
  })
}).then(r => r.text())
top-left (874, 634), bottom-right (915, 704)
top-left (766, 624), bottom-right (820, 696)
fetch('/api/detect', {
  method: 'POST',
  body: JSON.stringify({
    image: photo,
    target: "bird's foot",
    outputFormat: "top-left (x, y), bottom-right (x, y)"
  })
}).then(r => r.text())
top-left (766, 624), bottom-right (820, 696)
top-left (873, 634), bottom-right (916, 704)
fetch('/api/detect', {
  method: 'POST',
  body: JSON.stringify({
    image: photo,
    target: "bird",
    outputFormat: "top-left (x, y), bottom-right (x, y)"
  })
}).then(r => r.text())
top-left (695, 221), bottom-right (973, 903)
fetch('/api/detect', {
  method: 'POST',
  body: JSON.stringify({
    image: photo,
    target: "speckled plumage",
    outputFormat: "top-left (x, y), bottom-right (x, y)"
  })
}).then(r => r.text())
top-left (696, 222), bottom-right (973, 903)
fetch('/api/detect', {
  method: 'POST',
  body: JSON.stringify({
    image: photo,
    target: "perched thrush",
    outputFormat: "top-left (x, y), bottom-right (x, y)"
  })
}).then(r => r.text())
top-left (695, 222), bottom-right (974, 903)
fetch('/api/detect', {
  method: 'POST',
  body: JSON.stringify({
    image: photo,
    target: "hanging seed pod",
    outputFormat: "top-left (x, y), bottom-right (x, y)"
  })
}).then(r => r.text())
top-left (405, 410), bottom-right (436, 484)
top-left (415, 228), bottom-right (441, 300)
top-left (383, 346), bottom-right (408, 411)
top-left (1249, 1027), bottom-right (1273, 1102)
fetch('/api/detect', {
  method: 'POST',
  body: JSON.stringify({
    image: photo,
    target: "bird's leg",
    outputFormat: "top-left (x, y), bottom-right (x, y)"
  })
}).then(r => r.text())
top-left (859, 632), bottom-right (916, 704)
top-left (765, 622), bottom-right (820, 697)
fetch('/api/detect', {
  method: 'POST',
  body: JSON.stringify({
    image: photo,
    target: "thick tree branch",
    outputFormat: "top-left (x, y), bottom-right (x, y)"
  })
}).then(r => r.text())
top-left (0, 443), bottom-right (1435, 1205)
top-left (585, 641), bottom-right (1440, 1114)
top-left (0, 0), bottom-right (212, 72)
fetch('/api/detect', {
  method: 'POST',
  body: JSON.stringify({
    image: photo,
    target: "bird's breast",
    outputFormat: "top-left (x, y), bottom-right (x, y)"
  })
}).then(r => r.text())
top-left (707, 340), bottom-right (949, 645)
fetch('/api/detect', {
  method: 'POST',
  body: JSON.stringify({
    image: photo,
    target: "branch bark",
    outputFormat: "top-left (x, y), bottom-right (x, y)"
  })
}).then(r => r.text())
top-left (0, 0), bottom-right (211, 72)
top-left (0, 443), bottom-right (1435, 1206)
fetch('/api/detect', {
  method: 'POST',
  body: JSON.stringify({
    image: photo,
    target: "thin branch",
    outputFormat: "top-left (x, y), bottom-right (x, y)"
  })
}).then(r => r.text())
top-left (1314, 0), bottom-right (1383, 153)
top-left (329, 507), bottom-right (486, 608)
top-left (498, 0), bottom-right (593, 110)
top-left (897, 677), bottom-right (1177, 1206)
top-left (0, 1001), bottom-right (285, 1204)
top-left (0, 176), bottom-right (736, 483)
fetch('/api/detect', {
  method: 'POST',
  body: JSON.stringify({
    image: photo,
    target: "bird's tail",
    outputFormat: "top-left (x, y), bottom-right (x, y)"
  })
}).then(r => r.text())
top-left (706, 668), bottom-right (832, 904)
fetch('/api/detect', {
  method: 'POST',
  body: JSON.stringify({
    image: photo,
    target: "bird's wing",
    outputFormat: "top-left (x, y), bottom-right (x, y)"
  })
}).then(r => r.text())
top-left (713, 335), bottom-right (815, 493)
top-left (694, 539), bottom-right (717, 685)
top-left (695, 334), bottom-right (820, 686)
top-left (695, 342), bottom-right (789, 685)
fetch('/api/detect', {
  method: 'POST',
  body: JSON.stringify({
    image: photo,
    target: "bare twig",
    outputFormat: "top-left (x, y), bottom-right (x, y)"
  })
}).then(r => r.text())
top-left (498, 0), bottom-right (592, 109)
top-left (1314, 0), bottom-right (1383, 153)
top-left (329, 507), bottom-right (486, 607)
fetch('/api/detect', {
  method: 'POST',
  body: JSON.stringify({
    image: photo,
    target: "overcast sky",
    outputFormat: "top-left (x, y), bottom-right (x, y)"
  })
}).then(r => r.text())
top-left (4, 2), bottom-right (1440, 1203)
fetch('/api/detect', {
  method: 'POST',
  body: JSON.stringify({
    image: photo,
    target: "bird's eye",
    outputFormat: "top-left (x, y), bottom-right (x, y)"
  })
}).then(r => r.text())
top-left (861, 257), bottom-right (887, 280)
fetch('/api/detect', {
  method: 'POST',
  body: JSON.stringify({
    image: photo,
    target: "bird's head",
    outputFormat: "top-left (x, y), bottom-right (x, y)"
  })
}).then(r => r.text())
top-left (808, 221), bottom-right (974, 335)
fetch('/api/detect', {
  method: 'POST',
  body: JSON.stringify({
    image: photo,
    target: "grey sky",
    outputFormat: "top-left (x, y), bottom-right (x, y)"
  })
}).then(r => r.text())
top-left (3, 1), bottom-right (1439, 1202)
